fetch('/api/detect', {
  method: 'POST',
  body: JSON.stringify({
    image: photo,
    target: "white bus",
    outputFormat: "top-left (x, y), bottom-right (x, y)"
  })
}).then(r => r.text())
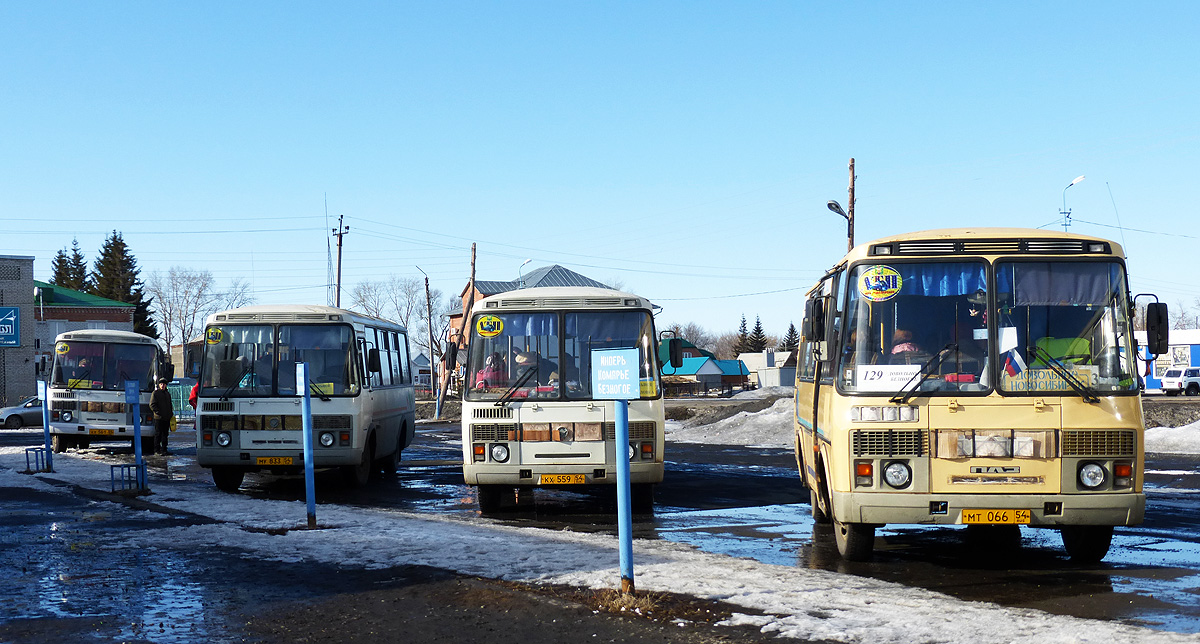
top-left (47, 329), bottom-right (173, 453)
top-left (194, 305), bottom-right (416, 492)
top-left (458, 286), bottom-right (679, 512)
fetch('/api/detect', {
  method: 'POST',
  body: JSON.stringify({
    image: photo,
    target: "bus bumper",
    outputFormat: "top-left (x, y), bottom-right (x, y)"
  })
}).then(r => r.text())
top-left (196, 448), bottom-right (361, 469)
top-left (466, 463), bottom-right (664, 486)
top-left (833, 491), bottom-right (1145, 527)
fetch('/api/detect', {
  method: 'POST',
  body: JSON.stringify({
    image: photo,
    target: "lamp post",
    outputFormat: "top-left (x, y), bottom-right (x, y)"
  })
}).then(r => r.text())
top-left (828, 200), bottom-right (853, 253)
top-left (1060, 175), bottom-right (1085, 231)
top-left (517, 259), bottom-right (532, 288)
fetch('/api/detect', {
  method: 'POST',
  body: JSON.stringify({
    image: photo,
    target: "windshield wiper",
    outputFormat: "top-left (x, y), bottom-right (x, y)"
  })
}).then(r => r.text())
top-left (308, 381), bottom-right (331, 402)
top-left (220, 362), bottom-right (256, 401)
top-left (66, 370), bottom-right (91, 391)
top-left (890, 344), bottom-right (958, 405)
top-left (1028, 345), bottom-right (1100, 403)
top-left (494, 368), bottom-right (537, 407)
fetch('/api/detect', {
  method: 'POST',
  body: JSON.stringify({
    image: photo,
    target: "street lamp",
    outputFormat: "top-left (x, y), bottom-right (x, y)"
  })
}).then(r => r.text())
top-left (1061, 175), bottom-right (1085, 231)
top-left (828, 200), bottom-right (853, 252)
top-left (517, 259), bottom-right (532, 288)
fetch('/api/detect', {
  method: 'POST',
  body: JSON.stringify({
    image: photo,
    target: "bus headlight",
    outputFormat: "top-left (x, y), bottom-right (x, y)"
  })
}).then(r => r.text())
top-left (319, 432), bottom-right (335, 448)
top-left (216, 431), bottom-right (232, 447)
top-left (490, 443), bottom-right (509, 463)
top-left (1079, 462), bottom-right (1106, 489)
top-left (882, 461), bottom-right (912, 489)
top-left (628, 443), bottom-right (636, 461)
top-left (61, 411), bottom-right (73, 423)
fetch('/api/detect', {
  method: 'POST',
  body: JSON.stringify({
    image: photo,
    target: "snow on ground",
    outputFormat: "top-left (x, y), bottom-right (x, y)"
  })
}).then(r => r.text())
top-left (666, 397), bottom-right (793, 449)
top-left (2, 444), bottom-right (1196, 643)
top-left (1147, 420), bottom-right (1200, 455)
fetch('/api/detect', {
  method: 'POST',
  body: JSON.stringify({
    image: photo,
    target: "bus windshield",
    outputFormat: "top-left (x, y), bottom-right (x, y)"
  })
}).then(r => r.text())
top-left (995, 261), bottom-right (1136, 394)
top-left (200, 324), bottom-right (359, 397)
top-left (51, 341), bottom-right (156, 391)
top-left (839, 261), bottom-right (990, 395)
top-left (466, 310), bottom-right (659, 401)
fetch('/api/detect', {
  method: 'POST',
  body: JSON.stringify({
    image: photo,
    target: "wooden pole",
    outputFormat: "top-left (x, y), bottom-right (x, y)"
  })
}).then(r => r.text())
top-left (847, 158), bottom-right (856, 252)
top-left (436, 244), bottom-right (475, 419)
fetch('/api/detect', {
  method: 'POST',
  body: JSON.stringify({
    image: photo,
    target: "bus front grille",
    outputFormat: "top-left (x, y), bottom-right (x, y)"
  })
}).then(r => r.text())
top-left (472, 423), bottom-right (517, 441)
top-left (473, 407), bottom-right (514, 420)
top-left (203, 401), bottom-right (235, 412)
top-left (852, 429), bottom-right (927, 457)
top-left (604, 421), bottom-right (657, 441)
top-left (1062, 430), bottom-right (1135, 456)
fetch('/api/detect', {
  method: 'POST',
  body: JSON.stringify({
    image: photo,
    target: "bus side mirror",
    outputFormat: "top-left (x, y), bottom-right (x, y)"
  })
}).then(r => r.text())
top-left (445, 344), bottom-right (458, 369)
top-left (803, 298), bottom-right (826, 341)
top-left (368, 348), bottom-right (382, 373)
top-left (668, 338), bottom-right (683, 369)
top-left (163, 363), bottom-right (175, 382)
top-left (1144, 302), bottom-right (1169, 355)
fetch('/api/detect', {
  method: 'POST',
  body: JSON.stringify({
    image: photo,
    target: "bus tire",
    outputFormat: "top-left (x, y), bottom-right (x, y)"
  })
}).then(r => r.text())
top-left (631, 483), bottom-right (655, 513)
top-left (377, 430), bottom-right (401, 478)
top-left (477, 484), bottom-right (511, 513)
top-left (51, 434), bottom-right (66, 453)
top-left (1060, 525), bottom-right (1113, 563)
top-left (833, 517), bottom-right (875, 561)
top-left (212, 467), bottom-right (245, 493)
top-left (343, 440), bottom-right (374, 487)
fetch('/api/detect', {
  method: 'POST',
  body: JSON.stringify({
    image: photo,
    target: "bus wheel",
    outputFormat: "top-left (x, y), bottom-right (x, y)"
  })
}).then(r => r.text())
top-left (477, 485), bottom-right (511, 513)
top-left (1060, 526), bottom-right (1113, 563)
top-left (343, 442), bottom-right (374, 487)
top-left (833, 517), bottom-right (875, 561)
top-left (212, 467), bottom-right (245, 493)
top-left (377, 433), bottom-right (401, 479)
top-left (632, 483), bottom-right (655, 513)
top-left (51, 435), bottom-right (66, 453)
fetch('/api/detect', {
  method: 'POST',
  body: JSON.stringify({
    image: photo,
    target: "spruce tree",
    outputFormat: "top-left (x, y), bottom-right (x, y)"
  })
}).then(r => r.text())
top-left (780, 322), bottom-right (800, 351)
top-left (747, 316), bottom-right (768, 352)
top-left (50, 238), bottom-right (90, 291)
top-left (732, 314), bottom-right (749, 355)
top-left (91, 231), bottom-right (159, 338)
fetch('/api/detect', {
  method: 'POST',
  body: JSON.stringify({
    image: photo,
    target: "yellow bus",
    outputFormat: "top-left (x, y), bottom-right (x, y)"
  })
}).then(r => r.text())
top-left (794, 228), bottom-right (1169, 561)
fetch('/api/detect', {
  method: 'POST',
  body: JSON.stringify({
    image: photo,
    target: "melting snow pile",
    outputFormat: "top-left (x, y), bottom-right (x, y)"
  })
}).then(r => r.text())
top-left (1147, 420), bottom-right (1200, 455)
top-left (666, 397), bottom-right (794, 448)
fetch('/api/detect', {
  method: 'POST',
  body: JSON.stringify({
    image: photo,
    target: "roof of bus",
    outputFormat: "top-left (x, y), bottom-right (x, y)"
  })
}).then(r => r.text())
top-left (473, 286), bottom-right (653, 310)
top-left (55, 329), bottom-right (157, 344)
top-left (205, 304), bottom-right (406, 330)
top-left (845, 227), bottom-right (1125, 261)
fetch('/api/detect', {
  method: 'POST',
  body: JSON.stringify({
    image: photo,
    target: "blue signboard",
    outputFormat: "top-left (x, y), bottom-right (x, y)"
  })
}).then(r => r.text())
top-left (0, 307), bottom-right (18, 347)
top-left (590, 348), bottom-right (640, 400)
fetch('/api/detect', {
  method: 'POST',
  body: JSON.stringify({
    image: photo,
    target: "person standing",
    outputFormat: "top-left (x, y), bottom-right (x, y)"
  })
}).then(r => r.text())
top-left (150, 378), bottom-right (174, 456)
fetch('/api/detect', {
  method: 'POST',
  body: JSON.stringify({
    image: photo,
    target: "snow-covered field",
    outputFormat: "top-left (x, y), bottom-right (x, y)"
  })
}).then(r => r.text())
top-left (4, 395), bottom-right (1199, 643)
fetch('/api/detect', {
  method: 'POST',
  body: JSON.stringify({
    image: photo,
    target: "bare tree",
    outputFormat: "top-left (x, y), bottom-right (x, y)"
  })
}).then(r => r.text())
top-left (665, 322), bottom-right (717, 353)
top-left (1170, 299), bottom-right (1200, 330)
top-left (385, 276), bottom-right (425, 330)
top-left (713, 332), bottom-right (741, 360)
top-left (147, 267), bottom-right (257, 347)
top-left (349, 279), bottom-right (389, 318)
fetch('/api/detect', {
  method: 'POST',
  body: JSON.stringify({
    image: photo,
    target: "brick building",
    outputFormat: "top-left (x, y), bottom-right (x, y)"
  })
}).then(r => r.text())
top-left (0, 257), bottom-right (35, 406)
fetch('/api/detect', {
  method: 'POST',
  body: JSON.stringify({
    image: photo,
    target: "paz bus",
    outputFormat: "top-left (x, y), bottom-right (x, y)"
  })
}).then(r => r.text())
top-left (47, 329), bottom-right (173, 453)
top-left (193, 305), bottom-right (416, 492)
top-left (457, 286), bottom-right (680, 512)
top-left (795, 228), bottom-right (1169, 561)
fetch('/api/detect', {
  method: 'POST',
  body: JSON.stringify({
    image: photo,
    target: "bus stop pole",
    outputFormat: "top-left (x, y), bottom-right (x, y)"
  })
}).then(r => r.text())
top-left (127, 380), bottom-right (146, 490)
top-left (38, 380), bottom-right (52, 472)
top-left (297, 362), bottom-right (317, 529)
top-left (615, 397), bottom-right (635, 594)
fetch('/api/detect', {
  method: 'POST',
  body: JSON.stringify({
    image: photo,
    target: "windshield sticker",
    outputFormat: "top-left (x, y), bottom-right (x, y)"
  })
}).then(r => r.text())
top-left (55, 343), bottom-right (69, 354)
top-left (859, 266), bottom-right (903, 302)
top-left (856, 365), bottom-right (922, 392)
top-left (476, 315), bottom-right (503, 338)
top-left (205, 328), bottom-right (223, 345)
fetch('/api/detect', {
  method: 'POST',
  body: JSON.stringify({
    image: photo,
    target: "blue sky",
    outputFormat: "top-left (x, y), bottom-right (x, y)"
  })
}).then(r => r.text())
top-left (2, 2), bottom-right (1197, 340)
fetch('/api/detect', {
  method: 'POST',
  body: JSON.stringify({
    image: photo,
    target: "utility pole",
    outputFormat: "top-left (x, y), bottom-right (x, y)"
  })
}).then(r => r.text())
top-left (846, 158), bottom-right (856, 252)
top-left (436, 243), bottom-right (475, 420)
top-left (332, 215), bottom-right (349, 307)
top-left (417, 266), bottom-right (436, 395)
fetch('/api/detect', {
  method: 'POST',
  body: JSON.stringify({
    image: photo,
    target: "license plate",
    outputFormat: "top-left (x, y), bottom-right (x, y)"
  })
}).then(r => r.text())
top-left (89, 429), bottom-right (114, 436)
top-left (256, 457), bottom-right (294, 466)
top-left (962, 508), bottom-right (1031, 524)
top-left (539, 473), bottom-right (585, 485)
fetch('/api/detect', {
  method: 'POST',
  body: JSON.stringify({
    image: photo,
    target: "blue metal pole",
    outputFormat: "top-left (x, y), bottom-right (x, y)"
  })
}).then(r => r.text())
top-left (298, 362), bottom-right (317, 528)
top-left (38, 381), bottom-right (52, 472)
top-left (614, 398), bottom-right (634, 593)
top-left (127, 380), bottom-right (145, 490)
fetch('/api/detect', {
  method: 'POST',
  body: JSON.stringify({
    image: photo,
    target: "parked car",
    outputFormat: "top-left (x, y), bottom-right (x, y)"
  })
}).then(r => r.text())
top-left (0, 396), bottom-right (43, 429)
top-left (1161, 367), bottom-right (1200, 396)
